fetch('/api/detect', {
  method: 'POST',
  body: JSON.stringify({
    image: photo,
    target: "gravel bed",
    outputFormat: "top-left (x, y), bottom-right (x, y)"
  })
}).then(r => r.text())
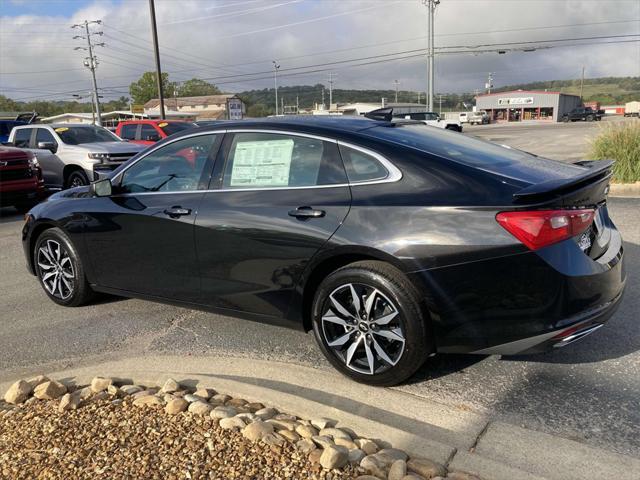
top-left (1, 376), bottom-right (481, 480)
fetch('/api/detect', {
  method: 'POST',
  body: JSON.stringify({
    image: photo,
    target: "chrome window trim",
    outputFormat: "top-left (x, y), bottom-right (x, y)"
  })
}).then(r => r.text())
top-left (109, 127), bottom-right (402, 197)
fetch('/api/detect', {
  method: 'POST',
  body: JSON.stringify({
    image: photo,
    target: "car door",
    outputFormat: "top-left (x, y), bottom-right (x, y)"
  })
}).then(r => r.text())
top-left (32, 128), bottom-right (64, 188)
top-left (138, 124), bottom-right (161, 145)
top-left (194, 130), bottom-right (351, 319)
top-left (82, 132), bottom-right (222, 301)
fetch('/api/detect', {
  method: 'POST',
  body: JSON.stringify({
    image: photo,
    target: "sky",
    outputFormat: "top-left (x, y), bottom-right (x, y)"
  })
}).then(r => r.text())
top-left (0, 0), bottom-right (639, 103)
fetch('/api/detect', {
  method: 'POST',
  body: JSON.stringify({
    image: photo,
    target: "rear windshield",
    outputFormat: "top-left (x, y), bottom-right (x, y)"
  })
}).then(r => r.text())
top-left (367, 124), bottom-right (585, 182)
top-left (158, 122), bottom-right (194, 136)
top-left (55, 126), bottom-right (120, 145)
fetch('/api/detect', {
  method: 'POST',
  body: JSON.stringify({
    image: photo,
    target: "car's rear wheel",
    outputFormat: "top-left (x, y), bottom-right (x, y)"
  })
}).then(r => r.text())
top-left (562, 116), bottom-right (570, 122)
top-left (34, 228), bottom-right (95, 307)
top-left (586, 115), bottom-right (594, 122)
top-left (66, 170), bottom-right (89, 189)
top-left (311, 261), bottom-right (431, 386)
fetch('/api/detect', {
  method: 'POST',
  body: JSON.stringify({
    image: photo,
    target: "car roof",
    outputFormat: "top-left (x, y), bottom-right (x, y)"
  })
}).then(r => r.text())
top-left (14, 123), bottom-right (95, 129)
top-left (120, 119), bottom-right (186, 124)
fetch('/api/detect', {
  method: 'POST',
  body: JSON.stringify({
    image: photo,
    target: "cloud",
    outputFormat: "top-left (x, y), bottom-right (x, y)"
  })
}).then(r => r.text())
top-left (0, 0), bottom-right (638, 102)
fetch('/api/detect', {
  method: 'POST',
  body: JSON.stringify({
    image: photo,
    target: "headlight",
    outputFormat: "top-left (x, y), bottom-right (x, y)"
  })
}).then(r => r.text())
top-left (88, 153), bottom-right (109, 161)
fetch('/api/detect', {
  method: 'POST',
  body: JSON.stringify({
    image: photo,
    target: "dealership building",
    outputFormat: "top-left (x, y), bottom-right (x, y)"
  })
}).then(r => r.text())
top-left (475, 90), bottom-right (582, 122)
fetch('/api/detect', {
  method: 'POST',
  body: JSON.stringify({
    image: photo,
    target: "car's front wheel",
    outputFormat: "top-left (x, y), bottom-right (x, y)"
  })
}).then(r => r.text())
top-left (66, 170), bottom-right (89, 189)
top-left (311, 261), bottom-right (431, 386)
top-left (34, 228), bottom-right (95, 307)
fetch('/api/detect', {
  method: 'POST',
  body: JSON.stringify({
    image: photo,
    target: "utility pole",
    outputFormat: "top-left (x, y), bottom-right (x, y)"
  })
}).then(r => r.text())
top-left (486, 72), bottom-right (494, 94)
top-left (321, 87), bottom-right (325, 110)
top-left (423, 0), bottom-right (439, 112)
top-left (328, 72), bottom-right (335, 108)
top-left (394, 80), bottom-right (400, 103)
top-left (147, 0), bottom-right (165, 119)
top-left (417, 91), bottom-right (421, 104)
top-left (72, 20), bottom-right (104, 126)
top-left (579, 65), bottom-right (585, 102)
top-left (273, 61), bottom-right (280, 115)
top-left (438, 94), bottom-right (443, 114)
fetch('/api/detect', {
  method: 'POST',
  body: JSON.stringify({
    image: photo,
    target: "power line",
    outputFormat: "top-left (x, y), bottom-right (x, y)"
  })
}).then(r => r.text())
top-left (160, 0), bottom-right (302, 26)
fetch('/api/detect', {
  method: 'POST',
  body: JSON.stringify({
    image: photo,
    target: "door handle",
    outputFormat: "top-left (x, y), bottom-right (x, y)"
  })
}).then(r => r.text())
top-left (163, 206), bottom-right (191, 218)
top-left (288, 206), bottom-right (326, 219)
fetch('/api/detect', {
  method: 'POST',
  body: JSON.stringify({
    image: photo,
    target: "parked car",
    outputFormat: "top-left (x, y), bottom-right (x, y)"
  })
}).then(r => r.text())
top-left (460, 111), bottom-right (489, 125)
top-left (561, 107), bottom-right (603, 122)
top-left (623, 101), bottom-right (640, 117)
top-left (0, 146), bottom-right (44, 211)
top-left (22, 116), bottom-right (625, 386)
top-left (116, 120), bottom-right (196, 145)
top-left (393, 111), bottom-right (462, 131)
top-left (0, 120), bottom-right (27, 144)
top-left (9, 124), bottom-right (145, 189)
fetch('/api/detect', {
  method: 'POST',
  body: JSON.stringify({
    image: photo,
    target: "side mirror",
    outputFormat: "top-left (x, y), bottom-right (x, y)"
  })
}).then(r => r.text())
top-left (90, 178), bottom-right (112, 197)
top-left (37, 141), bottom-right (57, 154)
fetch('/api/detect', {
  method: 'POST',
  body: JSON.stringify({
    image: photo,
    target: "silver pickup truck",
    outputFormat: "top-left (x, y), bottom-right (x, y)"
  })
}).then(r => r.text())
top-left (9, 123), bottom-right (145, 189)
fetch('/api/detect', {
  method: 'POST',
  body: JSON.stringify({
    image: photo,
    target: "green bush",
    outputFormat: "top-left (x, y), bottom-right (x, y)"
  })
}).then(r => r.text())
top-left (590, 121), bottom-right (640, 183)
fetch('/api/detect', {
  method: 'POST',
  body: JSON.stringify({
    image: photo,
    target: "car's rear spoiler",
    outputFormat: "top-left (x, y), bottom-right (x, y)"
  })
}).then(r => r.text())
top-left (513, 160), bottom-right (614, 203)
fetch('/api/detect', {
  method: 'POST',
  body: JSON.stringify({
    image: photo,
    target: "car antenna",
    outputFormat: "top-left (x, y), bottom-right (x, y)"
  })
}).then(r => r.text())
top-left (364, 108), bottom-right (393, 122)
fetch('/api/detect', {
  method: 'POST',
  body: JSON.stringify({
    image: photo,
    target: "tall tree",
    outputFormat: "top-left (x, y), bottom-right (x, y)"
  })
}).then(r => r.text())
top-left (178, 78), bottom-right (222, 97)
top-left (129, 72), bottom-right (176, 104)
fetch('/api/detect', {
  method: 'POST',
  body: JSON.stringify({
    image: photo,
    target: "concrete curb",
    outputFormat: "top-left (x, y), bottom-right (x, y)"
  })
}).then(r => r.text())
top-left (3, 355), bottom-right (639, 480)
top-left (610, 182), bottom-right (640, 198)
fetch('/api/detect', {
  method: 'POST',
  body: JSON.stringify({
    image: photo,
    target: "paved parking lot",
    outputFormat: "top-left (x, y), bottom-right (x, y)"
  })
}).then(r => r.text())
top-left (465, 116), bottom-right (632, 162)
top-left (1, 194), bottom-right (638, 458)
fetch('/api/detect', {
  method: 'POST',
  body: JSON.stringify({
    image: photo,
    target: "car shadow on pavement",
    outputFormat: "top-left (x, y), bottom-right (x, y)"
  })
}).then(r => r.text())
top-left (0, 207), bottom-right (23, 223)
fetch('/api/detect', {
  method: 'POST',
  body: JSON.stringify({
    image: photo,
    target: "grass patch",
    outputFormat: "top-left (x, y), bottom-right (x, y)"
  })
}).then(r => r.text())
top-left (590, 121), bottom-right (640, 183)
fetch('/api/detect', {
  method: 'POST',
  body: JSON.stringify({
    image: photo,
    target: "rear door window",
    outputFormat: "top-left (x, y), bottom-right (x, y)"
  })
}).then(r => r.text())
top-left (140, 124), bottom-right (161, 141)
top-left (222, 132), bottom-right (346, 189)
top-left (120, 124), bottom-right (137, 140)
top-left (13, 128), bottom-right (32, 148)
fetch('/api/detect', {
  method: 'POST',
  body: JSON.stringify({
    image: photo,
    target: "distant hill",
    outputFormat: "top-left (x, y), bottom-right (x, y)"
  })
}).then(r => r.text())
top-left (238, 76), bottom-right (640, 115)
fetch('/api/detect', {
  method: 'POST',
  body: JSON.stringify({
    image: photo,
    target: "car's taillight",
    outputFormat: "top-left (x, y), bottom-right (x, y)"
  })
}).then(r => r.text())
top-left (496, 209), bottom-right (595, 250)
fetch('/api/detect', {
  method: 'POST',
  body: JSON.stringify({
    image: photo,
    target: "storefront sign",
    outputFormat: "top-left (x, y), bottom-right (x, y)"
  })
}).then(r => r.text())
top-left (227, 98), bottom-right (244, 120)
top-left (497, 97), bottom-right (534, 106)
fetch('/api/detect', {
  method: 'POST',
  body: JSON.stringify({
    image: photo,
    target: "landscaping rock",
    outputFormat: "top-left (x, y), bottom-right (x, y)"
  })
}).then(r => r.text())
top-left (355, 438), bottom-right (379, 455)
top-left (388, 459), bottom-right (408, 480)
top-left (296, 424), bottom-right (318, 438)
top-left (90, 377), bottom-right (112, 393)
top-left (132, 395), bottom-right (163, 407)
top-left (266, 418), bottom-right (297, 431)
top-left (335, 437), bottom-right (358, 450)
top-left (245, 402), bottom-right (264, 412)
top-left (279, 430), bottom-right (300, 443)
top-left (219, 416), bottom-right (246, 430)
top-left (212, 393), bottom-right (231, 404)
top-left (242, 421), bottom-right (274, 441)
top-left (183, 394), bottom-right (202, 403)
top-left (255, 407), bottom-right (278, 420)
top-left (320, 427), bottom-right (352, 441)
top-left (261, 432), bottom-right (285, 447)
top-left (226, 398), bottom-right (247, 408)
top-left (4, 380), bottom-right (31, 405)
top-left (320, 445), bottom-right (349, 470)
top-left (58, 392), bottom-right (82, 412)
top-left (160, 378), bottom-right (179, 393)
top-left (107, 385), bottom-right (121, 397)
top-left (193, 388), bottom-right (213, 400)
top-left (355, 477), bottom-right (382, 480)
top-left (446, 473), bottom-right (481, 480)
top-left (407, 458), bottom-right (446, 479)
top-left (378, 448), bottom-right (408, 463)
top-left (311, 435), bottom-right (335, 449)
top-left (236, 412), bottom-right (258, 422)
top-left (120, 385), bottom-right (142, 395)
top-left (26, 375), bottom-right (49, 390)
top-left (348, 448), bottom-right (366, 464)
top-left (211, 406), bottom-right (237, 419)
top-left (308, 448), bottom-right (323, 465)
top-left (296, 438), bottom-right (317, 454)
top-left (164, 398), bottom-right (188, 414)
top-left (311, 417), bottom-right (337, 430)
top-left (187, 401), bottom-right (212, 416)
top-left (360, 454), bottom-right (388, 479)
top-left (33, 380), bottom-right (67, 400)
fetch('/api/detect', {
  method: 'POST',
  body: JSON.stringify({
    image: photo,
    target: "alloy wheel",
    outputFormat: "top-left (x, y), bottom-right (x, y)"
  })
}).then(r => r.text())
top-left (320, 283), bottom-right (406, 375)
top-left (70, 175), bottom-right (86, 187)
top-left (37, 239), bottom-right (75, 300)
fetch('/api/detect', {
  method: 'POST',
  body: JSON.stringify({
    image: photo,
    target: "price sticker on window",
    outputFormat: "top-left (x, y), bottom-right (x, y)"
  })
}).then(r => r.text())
top-left (229, 139), bottom-right (294, 187)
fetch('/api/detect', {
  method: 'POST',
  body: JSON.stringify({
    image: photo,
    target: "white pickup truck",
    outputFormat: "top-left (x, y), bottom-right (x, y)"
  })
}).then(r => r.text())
top-left (393, 112), bottom-right (462, 132)
top-left (460, 111), bottom-right (489, 125)
top-left (9, 123), bottom-right (145, 189)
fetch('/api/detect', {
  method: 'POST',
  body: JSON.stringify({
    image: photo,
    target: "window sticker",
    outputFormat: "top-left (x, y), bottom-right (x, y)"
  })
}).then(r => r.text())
top-left (229, 139), bottom-right (294, 187)
top-left (54, 127), bottom-right (69, 132)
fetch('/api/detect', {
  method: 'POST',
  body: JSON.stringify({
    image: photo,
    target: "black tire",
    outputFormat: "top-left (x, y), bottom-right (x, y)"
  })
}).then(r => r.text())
top-left (34, 227), bottom-right (95, 307)
top-left (66, 170), bottom-right (89, 189)
top-left (562, 116), bottom-right (570, 123)
top-left (586, 115), bottom-right (594, 122)
top-left (311, 260), bottom-right (431, 386)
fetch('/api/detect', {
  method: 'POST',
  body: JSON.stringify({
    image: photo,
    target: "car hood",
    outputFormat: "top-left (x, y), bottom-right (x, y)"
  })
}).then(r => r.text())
top-left (67, 142), bottom-right (146, 153)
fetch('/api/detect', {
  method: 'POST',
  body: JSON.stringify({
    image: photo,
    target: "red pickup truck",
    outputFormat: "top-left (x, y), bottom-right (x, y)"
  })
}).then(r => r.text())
top-left (115, 120), bottom-right (195, 145)
top-left (0, 146), bottom-right (44, 212)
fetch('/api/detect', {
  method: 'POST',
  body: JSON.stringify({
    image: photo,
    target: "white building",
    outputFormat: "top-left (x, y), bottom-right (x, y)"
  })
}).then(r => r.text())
top-left (144, 94), bottom-right (245, 120)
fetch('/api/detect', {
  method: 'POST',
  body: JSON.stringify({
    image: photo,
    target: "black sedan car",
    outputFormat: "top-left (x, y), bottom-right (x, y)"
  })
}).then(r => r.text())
top-left (22, 116), bottom-right (625, 386)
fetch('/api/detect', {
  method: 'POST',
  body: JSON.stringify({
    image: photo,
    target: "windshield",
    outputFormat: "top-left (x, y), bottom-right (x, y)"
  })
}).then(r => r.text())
top-left (55, 126), bottom-right (120, 145)
top-left (158, 122), bottom-right (194, 136)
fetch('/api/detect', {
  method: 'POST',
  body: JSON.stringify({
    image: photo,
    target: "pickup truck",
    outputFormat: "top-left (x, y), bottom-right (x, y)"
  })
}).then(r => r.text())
top-left (561, 107), bottom-right (602, 123)
top-left (393, 112), bottom-right (463, 132)
top-left (116, 120), bottom-right (195, 146)
top-left (0, 146), bottom-right (44, 211)
top-left (9, 123), bottom-right (145, 189)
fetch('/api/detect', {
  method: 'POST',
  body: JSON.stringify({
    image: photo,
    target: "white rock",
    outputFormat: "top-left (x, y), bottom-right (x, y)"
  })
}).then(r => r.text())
top-left (355, 438), bottom-right (379, 455)
top-left (58, 392), bottom-right (82, 412)
top-left (311, 417), bottom-right (337, 430)
top-left (165, 398), bottom-right (188, 414)
top-left (378, 448), bottom-right (408, 463)
top-left (242, 421), bottom-right (274, 441)
top-left (26, 375), bottom-right (50, 390)
top-left (188, 401), bottom-right (212, 416)
top-left (219, 416), bottom-right (246, 430)
top-left (296, 424), bottom-right (319, 438)
top-left (266, 418), bottom-right (297, 431)
top-left (296, 438), bottom-right (317, 454)
top-left (33, 380), bottom-right (67, 400)
top-left (320, 427), bottom-right (352, 441)
top-left (311, 435), bottom-right (335, 449)
top-left (193, 388), bottom-right (213, 400)
top-left (320, 445), bottom-right (349, 470)
top-left (161, 378), bottom-right (179, 393)
top-left (255, 407), bottom-right (278, 420)
top-left (4, 380), bottom-right (31, 404)
top-left (132, 395), bottom-right (163, 407)
top-left (388, 459), bottom-right (408, 480)
top-left (90, 377), bottom-right (112, 393)
top-left (120, 385), bottom-right (142, 395)
top-left (360, 454), bottom-right (388, 478)
top-left (211, 406), bottom-right (237, 419)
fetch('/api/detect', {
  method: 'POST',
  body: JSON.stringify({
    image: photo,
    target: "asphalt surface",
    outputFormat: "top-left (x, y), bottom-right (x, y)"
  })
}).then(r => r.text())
top-left (1, 196), bottom-right (638, 458)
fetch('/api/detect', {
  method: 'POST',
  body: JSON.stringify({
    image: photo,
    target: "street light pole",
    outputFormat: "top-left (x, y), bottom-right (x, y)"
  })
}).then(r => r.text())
top-left (394, 80), bottom-right (399, 103)
top-left (424, 0), bottom-right (439, 112)
top-left (273, 61), bottom-right (280, 115)
top-left (148, 0), bottom-right (165, 120)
